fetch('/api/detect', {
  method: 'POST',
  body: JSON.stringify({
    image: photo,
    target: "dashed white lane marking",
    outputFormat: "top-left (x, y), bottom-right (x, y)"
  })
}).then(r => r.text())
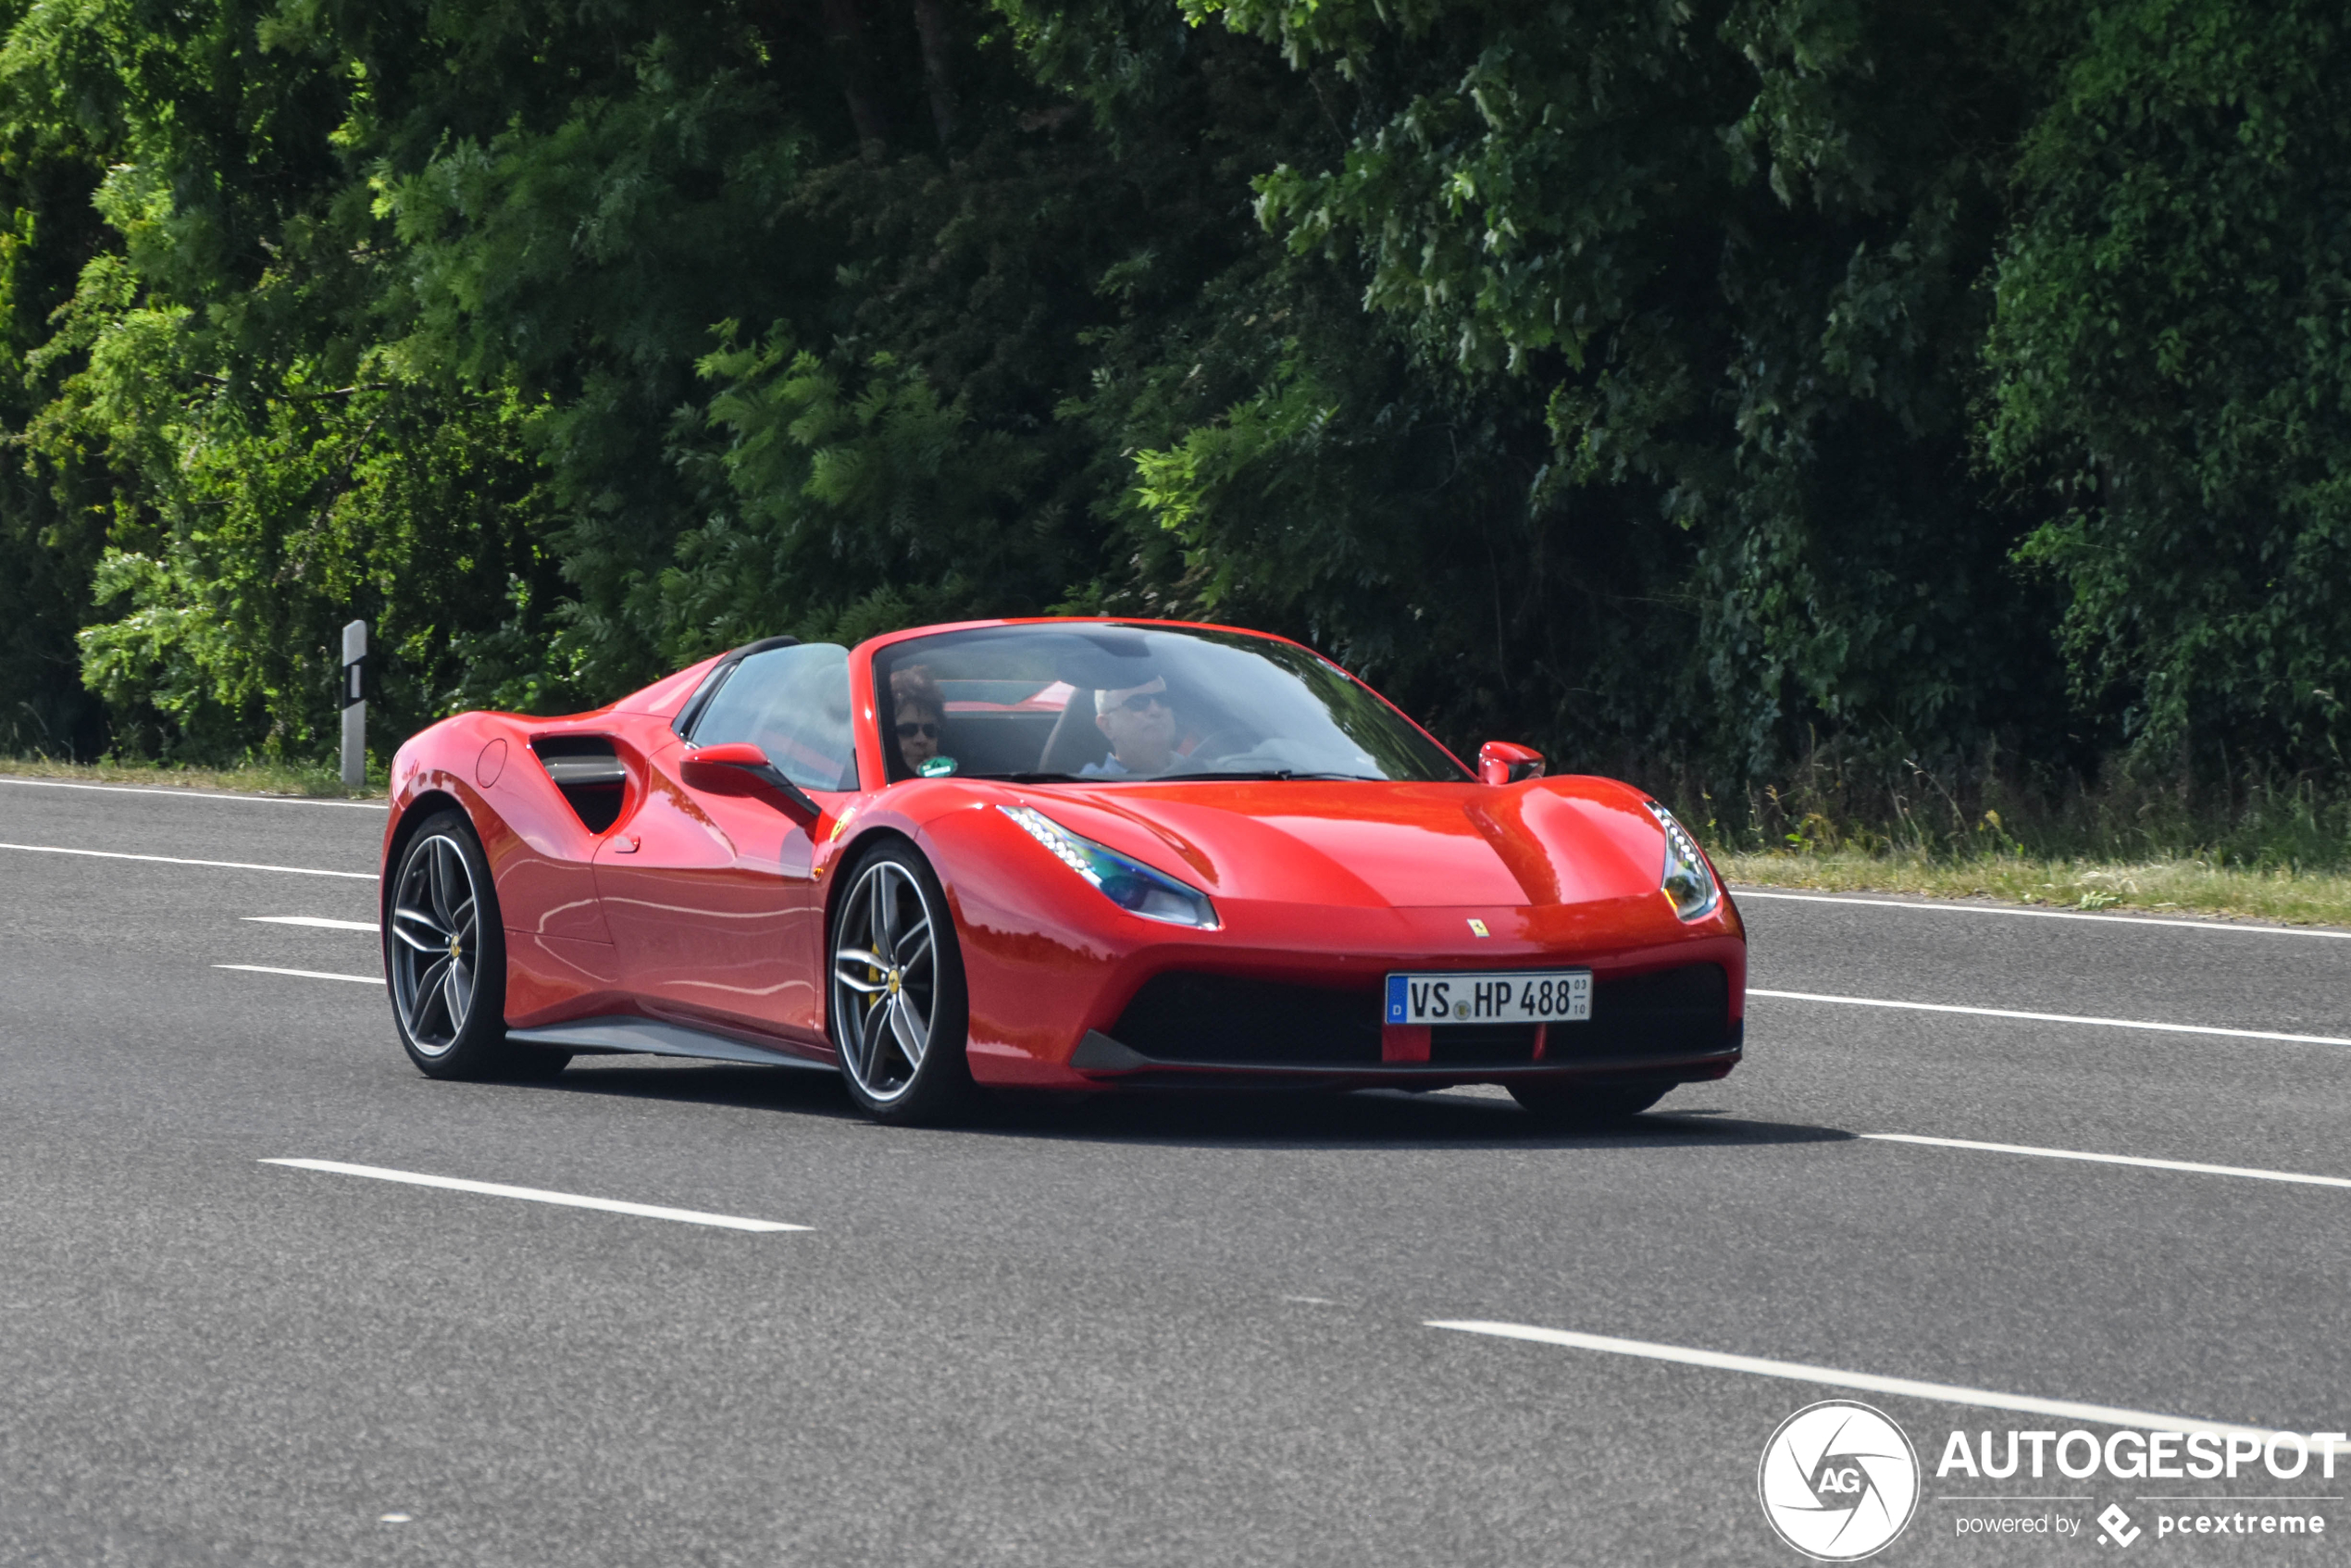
top-left (1748, 988), bottom-right (2351, 1048)
top-left (1424, 1323), bottom-right (2274, 1439)
top-left (0, 776), bottom-right (385, 809)
top-left (217, 964), bottom-right (381, 985)
top-left (1866, 1133), bottom-right (2351, 1192)
top-left (1734, 888), bottom-right (2351, 940)
top-left (243, 915), bottom-right (379, 931)
top-left (262, 1159), bottom-right (811, 1232)
top-left (0, 842), bottom-right (375, 879)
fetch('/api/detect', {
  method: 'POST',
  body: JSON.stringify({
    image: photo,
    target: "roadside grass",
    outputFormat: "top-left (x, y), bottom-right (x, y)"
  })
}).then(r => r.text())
top-left (1715, 849), bottom-right (2351, 929)
top-left (0, 753), bottom-right (379, 800)
top-left (1670, 744), bottom-right (2351, 929)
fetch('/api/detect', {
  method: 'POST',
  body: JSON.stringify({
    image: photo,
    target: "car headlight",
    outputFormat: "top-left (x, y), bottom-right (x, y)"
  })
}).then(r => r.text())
top-left (1645, 802), bottom-right (1721, 921)
top-left (999, 805), bottom-right (1220, 928)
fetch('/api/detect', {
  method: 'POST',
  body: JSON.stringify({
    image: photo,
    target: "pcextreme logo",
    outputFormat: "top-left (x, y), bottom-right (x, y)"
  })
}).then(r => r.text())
top-left (1759, 1400), bottom-right (1922, 1561)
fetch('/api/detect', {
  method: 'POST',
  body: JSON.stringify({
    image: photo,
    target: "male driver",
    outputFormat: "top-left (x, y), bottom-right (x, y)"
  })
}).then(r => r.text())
top-left (1083, 675), bottom-right (1177, 776)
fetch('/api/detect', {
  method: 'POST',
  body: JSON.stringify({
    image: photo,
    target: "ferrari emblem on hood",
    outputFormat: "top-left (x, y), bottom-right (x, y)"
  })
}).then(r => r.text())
top-left (1466, 918), bottom-right (1490, 937)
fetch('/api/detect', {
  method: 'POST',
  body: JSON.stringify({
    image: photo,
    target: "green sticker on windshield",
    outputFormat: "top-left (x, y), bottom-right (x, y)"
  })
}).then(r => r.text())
top-left (918, 755), bottom-right (959, 778)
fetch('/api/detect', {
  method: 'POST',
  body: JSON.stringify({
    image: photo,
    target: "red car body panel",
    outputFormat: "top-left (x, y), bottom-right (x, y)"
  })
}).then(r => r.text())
top-left (384, 617), bottom-right (1747, 1091)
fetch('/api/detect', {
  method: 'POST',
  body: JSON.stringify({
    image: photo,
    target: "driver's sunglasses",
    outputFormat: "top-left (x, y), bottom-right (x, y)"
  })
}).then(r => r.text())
top-left (1115, 692), bottom-right (1168, 715)
top-left (896, 721), bottom-right (940, 740)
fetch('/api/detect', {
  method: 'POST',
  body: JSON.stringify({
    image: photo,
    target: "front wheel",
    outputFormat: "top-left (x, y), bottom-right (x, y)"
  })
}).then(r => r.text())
top-left (827, 842), bottom-right (975, 1124)
top-left (1508, 1076), bottom-right (1670, 1128)
top-left (386, 811), bottom-right (569, 1081)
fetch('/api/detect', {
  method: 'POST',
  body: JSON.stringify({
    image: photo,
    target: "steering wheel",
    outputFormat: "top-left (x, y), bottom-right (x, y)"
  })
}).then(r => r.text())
top-left (1170, 727), bottom-right (1257, 770)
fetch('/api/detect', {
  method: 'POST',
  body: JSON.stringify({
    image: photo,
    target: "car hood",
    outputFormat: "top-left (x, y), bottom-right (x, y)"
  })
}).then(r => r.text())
top-left (1019, 779), bottom-right (1668, 909)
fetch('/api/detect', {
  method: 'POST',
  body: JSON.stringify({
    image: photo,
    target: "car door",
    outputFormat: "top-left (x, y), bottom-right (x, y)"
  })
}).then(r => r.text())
top-left (591, 643), bottom-right (861, 1047)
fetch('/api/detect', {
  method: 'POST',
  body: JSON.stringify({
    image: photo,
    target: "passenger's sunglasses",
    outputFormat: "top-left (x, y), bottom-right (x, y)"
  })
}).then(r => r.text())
top-left (896, 721), bottom-right (941, 740)
top-left (1114, 692), bottom-right (1168, 715)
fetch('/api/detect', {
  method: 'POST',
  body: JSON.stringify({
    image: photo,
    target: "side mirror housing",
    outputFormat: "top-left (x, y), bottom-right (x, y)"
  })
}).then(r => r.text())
top-left (683, 741), bottom-right (824, 827)
top-left (1478, 740), bottom-right (1545, 787)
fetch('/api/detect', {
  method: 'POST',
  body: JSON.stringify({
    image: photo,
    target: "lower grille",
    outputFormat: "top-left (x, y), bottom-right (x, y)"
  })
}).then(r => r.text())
top-left (1110, 962), bottom-right (1732, 1066)
top-left (1551, 963), bottom-right (1731, 1062)
top-left (1112, 972), bottom-right (1382, 1064)
top-left (1429, 1024), bottom-right (1541, 1065)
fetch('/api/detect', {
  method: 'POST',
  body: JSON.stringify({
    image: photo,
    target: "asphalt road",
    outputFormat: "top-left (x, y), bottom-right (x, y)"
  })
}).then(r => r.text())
top-left (5, 775), bottom-right (2351, 1565)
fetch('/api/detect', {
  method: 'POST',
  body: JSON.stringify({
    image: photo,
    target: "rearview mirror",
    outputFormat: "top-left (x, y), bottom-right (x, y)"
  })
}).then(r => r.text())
top-left (1477, 740), bottom-right (1545, 787)
top-left (683, 741), bottom-right (824, 827)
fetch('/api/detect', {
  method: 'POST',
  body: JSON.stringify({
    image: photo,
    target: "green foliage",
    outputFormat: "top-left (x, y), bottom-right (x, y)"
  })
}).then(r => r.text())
top-left (652, 328), bottom-right (1040, 660)
top-left (1117, 0), bottom-right (2059, 774)
top-left (0, 0), bottom-right (2339, 805)
top-left (1986, 0), bottom-right (2351, 771)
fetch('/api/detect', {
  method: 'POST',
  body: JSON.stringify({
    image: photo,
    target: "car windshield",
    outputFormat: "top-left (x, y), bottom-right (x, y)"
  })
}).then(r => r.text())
top-left (870, 624), bottom-right (1467, 783)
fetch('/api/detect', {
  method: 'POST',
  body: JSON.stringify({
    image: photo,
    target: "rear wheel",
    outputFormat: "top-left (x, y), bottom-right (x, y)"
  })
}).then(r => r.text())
top-left (827, 842), bottom-right (975, 1124)
top-left (1508, 1077), bottom-right (1670, 1128)
top-left (386, 811), bottom-right (569, 1081)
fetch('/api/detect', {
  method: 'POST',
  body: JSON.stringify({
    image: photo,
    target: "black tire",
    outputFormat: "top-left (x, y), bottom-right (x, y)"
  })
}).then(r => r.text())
top-left (1508, 1076), bottom-right (1671, 1128)
top-left (826, 840), bottom-right (976, 1125)
top-left (385, 810), bottom-right (570, 1081)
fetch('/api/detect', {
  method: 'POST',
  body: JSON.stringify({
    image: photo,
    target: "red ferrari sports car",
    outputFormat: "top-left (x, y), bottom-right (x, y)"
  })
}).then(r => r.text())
top-left (380, 617), bottom-right (1746, 1123)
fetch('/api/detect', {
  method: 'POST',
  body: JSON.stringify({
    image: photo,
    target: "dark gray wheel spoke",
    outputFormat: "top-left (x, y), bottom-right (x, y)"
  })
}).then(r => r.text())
top-left (887, 992), bottom-right (927, 1064)
top-left (442, 958), bottom-right (472, 1032)
top-left (429, 840), bottom-right (459, 927)
top-left (392, 920), bottom-right (443, 954)
top-left (833, 962), bottom-right (888, 995)
top-left (869, 880), bottom-right (895, 964)
top-left (394, 905), bottom-right (448, 940)
top-left (855, 993), bottom-right (891, 1077)
top-left (415, 953), bottom-right (454, 1032)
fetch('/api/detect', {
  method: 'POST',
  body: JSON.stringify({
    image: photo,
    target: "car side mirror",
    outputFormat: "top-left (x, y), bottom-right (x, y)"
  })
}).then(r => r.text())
top-left (683, 741), bottom-right (824, 827)
top-left (1478, 740), bottom-right (1545, 787)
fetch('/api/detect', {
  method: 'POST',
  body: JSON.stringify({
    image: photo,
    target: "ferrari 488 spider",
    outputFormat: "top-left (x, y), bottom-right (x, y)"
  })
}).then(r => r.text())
top-left (380, 618), bottom-right (1746, 1123)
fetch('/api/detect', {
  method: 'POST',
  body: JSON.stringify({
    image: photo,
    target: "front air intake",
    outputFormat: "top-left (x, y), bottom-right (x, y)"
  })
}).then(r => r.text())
top-left (1112, 973), bottom-right (1385, 1065)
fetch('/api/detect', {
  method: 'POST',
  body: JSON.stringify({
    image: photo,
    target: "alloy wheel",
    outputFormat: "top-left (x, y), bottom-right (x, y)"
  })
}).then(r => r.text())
top-left (830, 858), bottom-right (939, 1102)
top-left (389, 833), bottom-right (482, 1056)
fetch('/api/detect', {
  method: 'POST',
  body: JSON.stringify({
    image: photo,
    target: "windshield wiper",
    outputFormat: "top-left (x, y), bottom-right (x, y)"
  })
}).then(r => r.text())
top-left (1162, 769), bottom-right (1384, 781)
top-left (993, 768), bottom-right (1385, 783)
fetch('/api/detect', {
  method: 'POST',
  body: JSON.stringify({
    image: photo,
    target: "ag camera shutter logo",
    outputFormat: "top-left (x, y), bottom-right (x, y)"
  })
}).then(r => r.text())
top-left (1758, 1400), bottom-right (1922, 1560)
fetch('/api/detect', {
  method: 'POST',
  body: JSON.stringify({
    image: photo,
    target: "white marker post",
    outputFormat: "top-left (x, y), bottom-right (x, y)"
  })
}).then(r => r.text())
top-left (339, 618), bottom-right (367, 790)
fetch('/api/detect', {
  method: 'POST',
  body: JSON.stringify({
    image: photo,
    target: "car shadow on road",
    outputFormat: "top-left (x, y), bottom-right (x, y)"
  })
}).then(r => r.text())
top-left (961, 1094), bottom-right (1853, 1151)
top-left (541, 1058), bottom-right (1851, 1150)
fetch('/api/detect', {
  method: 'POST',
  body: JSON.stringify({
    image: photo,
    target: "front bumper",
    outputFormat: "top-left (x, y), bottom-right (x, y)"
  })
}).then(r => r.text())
top-left (951, 877), bottom-right (1748, 1089)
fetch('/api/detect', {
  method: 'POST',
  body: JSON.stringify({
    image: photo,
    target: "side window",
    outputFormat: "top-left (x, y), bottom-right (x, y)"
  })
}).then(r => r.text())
top-left (688, 643), bottom-right (860, 791)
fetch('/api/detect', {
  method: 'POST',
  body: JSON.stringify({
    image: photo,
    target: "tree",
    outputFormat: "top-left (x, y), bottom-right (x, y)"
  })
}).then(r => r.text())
top-left (1987, 0), bottom-right (2351, 774)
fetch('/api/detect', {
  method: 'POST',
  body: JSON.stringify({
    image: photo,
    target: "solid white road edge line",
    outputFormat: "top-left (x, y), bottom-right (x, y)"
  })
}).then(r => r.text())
top-left (261, 1159), bottom-right (810, 1232)
top-left (1748, 988), bottom-right (2351, 1048)
top-left (1424, 1322), bottom-right (2276, 1439)
top-left (243, 915), bottom-right (379, 931)
top-left (0, 776), bottom-right (385, 809)
top-left (0, 842), bottom-right (375, 879)
top-left (1733, 888), bottom-right (2351, 940)
top-left (217, 964), bottom-right (382, 985)
top-left (1866, 1133), bottom-right (2351, 1191)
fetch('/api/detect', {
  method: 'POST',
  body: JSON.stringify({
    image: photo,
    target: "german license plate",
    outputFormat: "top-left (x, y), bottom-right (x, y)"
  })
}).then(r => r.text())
top-left (1385, 970), bottom-right (1592, 1026)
